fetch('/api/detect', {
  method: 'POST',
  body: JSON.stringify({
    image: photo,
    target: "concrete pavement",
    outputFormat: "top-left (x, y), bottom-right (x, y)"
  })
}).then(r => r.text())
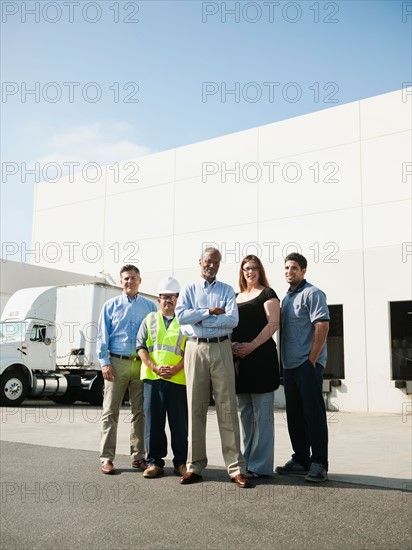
top-left (1, 402), bottom-right (410, 489)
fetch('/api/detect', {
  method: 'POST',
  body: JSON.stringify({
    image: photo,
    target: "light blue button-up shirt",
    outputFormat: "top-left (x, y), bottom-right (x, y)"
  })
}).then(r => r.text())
top-left (175, 278), bottom-right (238, 338)
top-left (97, 293), bottom-right (157, 367)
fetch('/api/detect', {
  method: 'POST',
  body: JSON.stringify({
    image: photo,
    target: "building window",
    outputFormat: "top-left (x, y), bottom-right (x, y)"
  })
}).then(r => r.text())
top-left (390, 301), bottom-right (412, 381)
top-left (324, 304), bottom-right (345, 380)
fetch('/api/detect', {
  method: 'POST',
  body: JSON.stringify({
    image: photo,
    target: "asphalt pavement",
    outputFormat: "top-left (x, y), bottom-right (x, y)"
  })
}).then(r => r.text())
top-left (1, 401), bottom-right (411, 550)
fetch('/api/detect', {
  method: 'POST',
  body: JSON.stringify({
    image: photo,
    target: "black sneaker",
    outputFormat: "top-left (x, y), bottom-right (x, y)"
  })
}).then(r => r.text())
top-left (305, 463), bottom-right (328, 482)
top-left (275, 459), bottom-right (309, 476)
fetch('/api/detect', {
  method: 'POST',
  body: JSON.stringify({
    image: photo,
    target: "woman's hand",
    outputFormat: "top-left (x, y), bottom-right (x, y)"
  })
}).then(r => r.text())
top-left (231, 342), bottom-right (242, 357)
top-left (235, 341), bottom-right (257, 358)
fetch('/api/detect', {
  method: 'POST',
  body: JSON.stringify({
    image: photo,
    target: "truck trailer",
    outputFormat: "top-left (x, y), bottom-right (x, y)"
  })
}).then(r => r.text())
top-left (0, 283), bottom-right (122, 406)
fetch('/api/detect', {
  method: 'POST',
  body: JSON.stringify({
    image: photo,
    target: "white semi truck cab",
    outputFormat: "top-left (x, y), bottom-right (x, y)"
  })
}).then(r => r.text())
top-left (0, 283), bottom-right (120, 406)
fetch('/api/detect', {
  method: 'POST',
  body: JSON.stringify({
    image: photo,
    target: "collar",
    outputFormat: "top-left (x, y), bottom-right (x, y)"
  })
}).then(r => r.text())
top-left (122, 292), bottom-right (139, 302)
top-left (287, 279), bottom-right (307, 295)
top-left (201, 278), bottom-right (217, 288)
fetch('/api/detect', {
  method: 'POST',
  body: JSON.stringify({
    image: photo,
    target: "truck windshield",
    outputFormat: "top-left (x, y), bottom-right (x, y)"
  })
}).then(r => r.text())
top-left (0, 322), bottom-right (27, 342)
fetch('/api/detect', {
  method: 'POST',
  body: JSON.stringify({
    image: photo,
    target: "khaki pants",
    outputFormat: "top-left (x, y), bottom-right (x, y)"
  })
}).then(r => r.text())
top-left (184, 339), bottom-right (245, 477)
top-left (100, 356), bottom-right (145, 463)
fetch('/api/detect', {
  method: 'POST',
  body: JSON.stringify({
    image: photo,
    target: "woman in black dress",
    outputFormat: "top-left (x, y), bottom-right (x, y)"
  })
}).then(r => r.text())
top-left (232, 255), bottom-right (280, 477)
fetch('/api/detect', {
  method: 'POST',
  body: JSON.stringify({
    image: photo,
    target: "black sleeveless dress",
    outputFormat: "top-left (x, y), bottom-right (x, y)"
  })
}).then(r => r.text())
top-left (232, 287), bottom-right (280, 394)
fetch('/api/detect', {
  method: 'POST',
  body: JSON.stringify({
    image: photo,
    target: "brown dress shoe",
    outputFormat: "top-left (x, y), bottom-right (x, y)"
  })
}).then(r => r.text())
top-left (131, 458), bottom-right (147, 471)
top-left (174, 464), bottom-right (187, 476)
top-left (179, 471), bottom-right (202, 485)
top-left (231, 474), bottom-right (252, 488)
top-left (101, 460), bottom-right (115, 475)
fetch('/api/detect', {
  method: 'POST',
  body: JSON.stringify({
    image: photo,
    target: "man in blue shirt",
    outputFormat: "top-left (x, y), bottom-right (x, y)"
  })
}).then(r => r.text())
top-left (276, 253), bottom-right (330, 482)
top-left (175, 247), bottom-right (251, 489)
top-left (98, 264), bottom-right (157, 474)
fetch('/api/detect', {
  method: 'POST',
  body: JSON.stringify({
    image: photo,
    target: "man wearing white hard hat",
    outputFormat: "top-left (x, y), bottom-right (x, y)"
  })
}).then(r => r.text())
top-left (136, 276), bottom-right (188, 478)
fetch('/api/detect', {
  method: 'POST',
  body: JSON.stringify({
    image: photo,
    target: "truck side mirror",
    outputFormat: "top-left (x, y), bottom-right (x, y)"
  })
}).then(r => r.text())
top-left (43, 337), bottom-right (51, 346)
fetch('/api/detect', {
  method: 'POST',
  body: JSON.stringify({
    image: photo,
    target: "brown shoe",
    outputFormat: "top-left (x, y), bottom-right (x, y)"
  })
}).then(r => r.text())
top-left (174, 464), bottom-right (187, 476)
top-left (101, 460), bottom-right (115, 475)
top-left (179, 471), bottom-right (202, 485)
top-left (131, 458), bottom-right (147, 471)
top-left (231, 474), bottom-right (252, 488)
top-left (143, 465), bottom-right (164, 478)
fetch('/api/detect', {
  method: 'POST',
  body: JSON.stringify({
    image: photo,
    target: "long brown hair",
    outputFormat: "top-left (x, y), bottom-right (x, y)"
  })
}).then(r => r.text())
top-left (238, 255), bottom-right (270, 292)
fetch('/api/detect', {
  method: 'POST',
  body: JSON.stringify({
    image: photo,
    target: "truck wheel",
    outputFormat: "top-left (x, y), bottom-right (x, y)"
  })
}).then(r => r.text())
top-left (88, 376), bottom-right (104, 406)
top-left (0, 370), bottom-right (29, 406)
top-left (52, 392), bottom-right (77, 405)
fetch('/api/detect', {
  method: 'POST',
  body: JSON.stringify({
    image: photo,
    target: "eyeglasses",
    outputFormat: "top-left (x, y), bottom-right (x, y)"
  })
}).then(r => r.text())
top-left (159, 294), bottom-right (178, 300)
top-left (243, 267), bottom-right (259, 272)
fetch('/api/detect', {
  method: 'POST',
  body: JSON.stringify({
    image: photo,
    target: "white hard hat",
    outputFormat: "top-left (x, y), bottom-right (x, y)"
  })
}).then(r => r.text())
top-left (157, 276), bottom-right (180, 295)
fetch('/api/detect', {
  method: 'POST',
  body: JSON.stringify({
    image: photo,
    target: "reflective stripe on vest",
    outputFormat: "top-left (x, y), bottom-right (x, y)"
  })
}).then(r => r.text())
top-left (141, 311), bottom-right (186, 385)
top-left (146, 313), bottom-right (185, 357)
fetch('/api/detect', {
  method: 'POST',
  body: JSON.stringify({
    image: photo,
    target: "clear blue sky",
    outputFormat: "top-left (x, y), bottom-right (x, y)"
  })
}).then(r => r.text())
top-left (1, 0), bottom-right (411, 250)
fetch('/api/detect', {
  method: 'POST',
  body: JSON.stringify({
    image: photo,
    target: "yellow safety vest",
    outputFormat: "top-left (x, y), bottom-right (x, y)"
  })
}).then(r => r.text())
top-left (140, 311), bottom-right (186, 385)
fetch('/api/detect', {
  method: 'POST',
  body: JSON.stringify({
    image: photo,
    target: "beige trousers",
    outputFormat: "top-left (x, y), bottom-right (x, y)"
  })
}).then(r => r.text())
top-left (100, 355), bottom-right (145, 463)
top-left (184, 339), bottom-right (245, 477)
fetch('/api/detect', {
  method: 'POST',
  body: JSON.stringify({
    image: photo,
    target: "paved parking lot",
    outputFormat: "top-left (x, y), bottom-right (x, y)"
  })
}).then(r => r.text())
top-left (1, 402), bottom-right (411, 550)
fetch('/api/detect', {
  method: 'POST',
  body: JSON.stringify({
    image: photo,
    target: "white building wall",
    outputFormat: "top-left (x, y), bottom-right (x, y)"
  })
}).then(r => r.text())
top-left (31, 89), bottom-right (412, 413)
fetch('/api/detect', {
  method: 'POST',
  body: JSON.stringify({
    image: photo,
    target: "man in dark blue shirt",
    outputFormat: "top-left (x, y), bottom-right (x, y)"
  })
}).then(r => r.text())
top-left (276, 253), bottom-right (330, 482)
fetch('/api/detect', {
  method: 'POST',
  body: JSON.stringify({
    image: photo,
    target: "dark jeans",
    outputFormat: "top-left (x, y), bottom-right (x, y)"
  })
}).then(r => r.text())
top-left (283, 359), bottom-right (328, 469)
top-left (143, 379), bottom-right (188, 468)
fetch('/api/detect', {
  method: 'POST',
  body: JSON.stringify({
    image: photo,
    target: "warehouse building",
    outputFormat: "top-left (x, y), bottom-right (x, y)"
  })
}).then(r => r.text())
top-left (7, 88), bottom-right (412, 413)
